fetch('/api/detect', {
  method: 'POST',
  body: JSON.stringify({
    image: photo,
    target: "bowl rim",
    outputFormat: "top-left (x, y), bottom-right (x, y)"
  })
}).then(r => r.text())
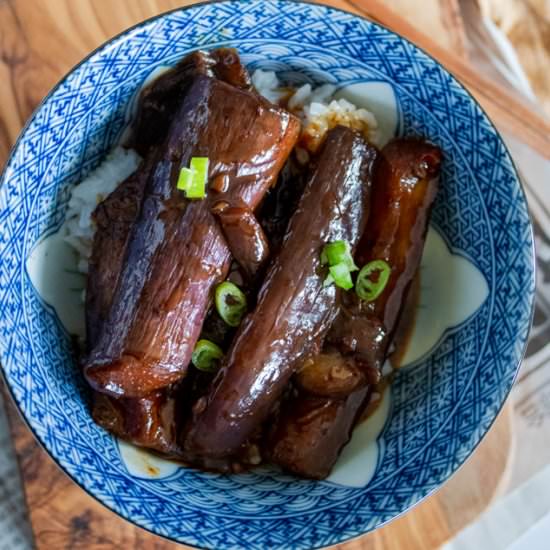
top-left (0, 0), bottom-right (536, 547)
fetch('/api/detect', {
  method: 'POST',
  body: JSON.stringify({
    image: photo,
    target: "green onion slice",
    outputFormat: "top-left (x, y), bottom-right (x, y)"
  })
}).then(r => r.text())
top-left (320, 240), bottom-right (358, 271)
top-left (192, 339), bottom-right (223, 372)
top-left (177, 167), bottom-right (194, 191)
top-left (187, 157), bottom-right (209, 198)
top-left (355, 259), bottom-right (391, 302)
top-left (323, 273), bottom-right (334, 287)
top-left (177, 157), bottom-right (209, 199)
top-left (321, 240), bottom-right (358, 290)
top-left (215, 281), bottom-right (247, 327)
top-left (327, 262), bottom-right (354, 290)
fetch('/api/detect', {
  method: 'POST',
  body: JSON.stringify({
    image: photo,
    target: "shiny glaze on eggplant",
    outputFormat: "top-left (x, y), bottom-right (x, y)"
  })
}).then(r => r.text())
top-left (268, 137), bottom-right (441, 478)
top-left (86, 160), bottom-right (152, 350)
top-left (183, 126), bottom-right (376, 460)
top-left (212, 203), bottom-right (270, 279)
top-left (87, 48), bottom-right (254, 349)
top-left (129, 48), bottom-right (253, 155)
top-left (85, 75), bottom-right (300, 398)
top-left (294, 351), bottom-right (366, 398)
top-left (269, 385), bottom-right (371, 479)
top-left (92, 389), bottom-right (180, 455)
top-left (85, 161), bottom-right (186, 452)
top-left (329, 138), bottom-right (442, 363)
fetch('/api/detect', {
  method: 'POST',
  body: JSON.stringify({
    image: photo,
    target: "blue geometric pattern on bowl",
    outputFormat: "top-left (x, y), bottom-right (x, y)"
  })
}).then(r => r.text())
top-left (0, 1), bottom-right (535, 548)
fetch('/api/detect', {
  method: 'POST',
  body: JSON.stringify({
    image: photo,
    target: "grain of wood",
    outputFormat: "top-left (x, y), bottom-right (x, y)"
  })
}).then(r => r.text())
top-left (0, 0), bottom-right (518, 548)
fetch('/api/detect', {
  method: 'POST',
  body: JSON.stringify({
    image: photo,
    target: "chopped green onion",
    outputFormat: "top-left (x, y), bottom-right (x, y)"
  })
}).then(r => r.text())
top-left (192, 339), bottom-right (223, 372)
top-left (215, 281), bottom-right (247, 327)
top-left (190, 156), bottom-right (209, 173)
top-left (356, 259), bottom-right (391, 302)
top-left (187, 157), bottom-right (209, 199)
top-left (177, 167), bottom-right (194, 191)
top-left (177, 157), bottom-right (209, 199)
top-left (321, 240), bottom-right (357, 290)
top-left (323, 273), bottom-right (334, 287)
top-left (321, 241), bottom-right (358, 271)
top-left (327, 262), bottom-right (354, 290)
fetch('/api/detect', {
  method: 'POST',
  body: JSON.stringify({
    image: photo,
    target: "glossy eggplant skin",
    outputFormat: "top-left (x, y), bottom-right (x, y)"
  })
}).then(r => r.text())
top-left (213, 203), bottom-right (270, 279)
top-left (268, 137), bottom-right (442, 478)
top-left (85, 75), bottom-right (300, 399)
top-left (91, 389), bottom-right (179, 455)
top-left (328, 138), bottom-right (442, 364)
top-left (129, 48), bottom-right (253, 155)
top-left (85, 162), bottom-right (186, 454)
top-left (87, 48), bottom-right (255, 349)
top-left (269, 386), bottom-right (371, 479)
top-left (294, 352), bottom-right (366, 398)
top-left (183, 126), bottom-right (376, 461)
top-left (85, 163), bottom-right (151, 350)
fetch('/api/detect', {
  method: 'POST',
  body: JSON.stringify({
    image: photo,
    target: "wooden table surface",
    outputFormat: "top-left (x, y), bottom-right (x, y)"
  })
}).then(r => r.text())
top-left (0, 1), bottom-right (517, 548)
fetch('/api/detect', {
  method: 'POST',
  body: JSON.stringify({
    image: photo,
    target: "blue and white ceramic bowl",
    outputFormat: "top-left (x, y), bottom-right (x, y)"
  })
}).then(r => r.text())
top-left (0, 1), bottom-right (535, 548)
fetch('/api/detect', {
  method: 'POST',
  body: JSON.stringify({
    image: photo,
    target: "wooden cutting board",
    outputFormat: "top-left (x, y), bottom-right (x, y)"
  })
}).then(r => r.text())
top-left (0, 0), bottom-right (515, 548)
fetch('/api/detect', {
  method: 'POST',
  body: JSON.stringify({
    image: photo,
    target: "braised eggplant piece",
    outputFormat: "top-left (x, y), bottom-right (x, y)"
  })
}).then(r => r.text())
top-left (86, 162), bottom-right (151, 350)
top-left (267, 137), bottom-right (442, 478)
top-left (84, 159), bottom-right (176, 450)
top-left (85, 159), bottom-right (189, 453)
top-left (329, 137), bottom-right (442, 362)
top-left (295, 352), bottom-right (366, 398)
top-left (92, 389), bottom-right (179, 455)
top-left (88, 48), bottom-right (255, 351)
top-left (129, 48), bottom-right (253, 155)
top-left (183, 126), bottom-right (376, 461)
top-left (269, 386), bottom-right (371, 479)
top-left (85, 75), bottom-right (300, 399)
top-left (212, 202), bottom-right (270, 279)
top-left (258, 157), bottom-right (308, 253)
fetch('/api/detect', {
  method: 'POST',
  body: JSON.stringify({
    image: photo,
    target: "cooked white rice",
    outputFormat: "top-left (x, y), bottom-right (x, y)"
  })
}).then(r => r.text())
top-left (252, 69), bottom-right (380, 160)
top-left (64, 70), bottom-right (379, 275)
top-left (251, 70), bottom-right (287, 104)
top-left (62, 146), bottom-right (141, 273)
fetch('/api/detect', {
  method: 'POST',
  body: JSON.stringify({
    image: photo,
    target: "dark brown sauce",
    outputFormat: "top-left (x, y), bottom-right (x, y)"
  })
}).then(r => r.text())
top-left (388, 272), bottom-right (421, 369)
top-left (358, 272), bottom-right (421, 423)
top-left (359, 376), bottom-right (391, 422)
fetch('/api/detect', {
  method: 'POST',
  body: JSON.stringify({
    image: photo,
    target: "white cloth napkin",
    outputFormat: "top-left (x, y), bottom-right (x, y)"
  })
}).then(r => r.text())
top-left (442, 465), bottom-right (550, 550)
